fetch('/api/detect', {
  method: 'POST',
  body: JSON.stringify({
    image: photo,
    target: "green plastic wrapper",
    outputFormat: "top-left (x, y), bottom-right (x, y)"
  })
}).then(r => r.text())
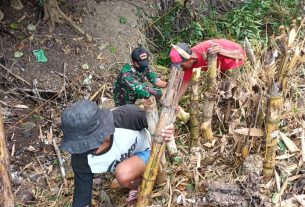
top-left (33, 49), bottom-right (48, 63)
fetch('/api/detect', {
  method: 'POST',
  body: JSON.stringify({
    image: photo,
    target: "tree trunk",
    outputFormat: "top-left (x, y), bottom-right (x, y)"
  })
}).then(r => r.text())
top-left (0, 105), bottom-right (15, 207)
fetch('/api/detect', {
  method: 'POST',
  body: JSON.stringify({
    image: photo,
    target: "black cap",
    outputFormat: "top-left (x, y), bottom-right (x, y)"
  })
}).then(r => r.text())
top-left (60, 99), bottom-right (115, 154)
top-left (131, 47), bottom-right (149, 67)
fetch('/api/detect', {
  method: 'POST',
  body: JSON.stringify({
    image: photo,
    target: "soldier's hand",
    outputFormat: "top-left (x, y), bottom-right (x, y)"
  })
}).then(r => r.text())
top-left (162, 124), bottom-right (174, 142)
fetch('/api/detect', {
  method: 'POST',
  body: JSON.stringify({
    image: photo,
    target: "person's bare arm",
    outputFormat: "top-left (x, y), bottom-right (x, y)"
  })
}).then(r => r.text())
top-left (155, 79), bottom-right (167, 88)
top-left (208, 43), bottom-right (244, 60)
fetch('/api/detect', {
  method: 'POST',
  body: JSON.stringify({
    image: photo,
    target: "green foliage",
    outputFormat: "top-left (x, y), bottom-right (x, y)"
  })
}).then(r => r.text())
top-left (9, 22), bottom-right (18, 30)
top-left (150, 0), bottom-right (302, 65)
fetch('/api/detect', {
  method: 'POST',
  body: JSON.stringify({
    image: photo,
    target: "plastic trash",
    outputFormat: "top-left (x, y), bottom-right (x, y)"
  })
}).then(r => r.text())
top-left (33, 49), bottom-right (47, 63)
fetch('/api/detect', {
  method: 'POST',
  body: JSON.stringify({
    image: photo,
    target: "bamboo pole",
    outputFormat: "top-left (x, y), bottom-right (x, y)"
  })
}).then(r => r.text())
top-left (144, 96), bottom-right (178, 156)
top-left (0, 105), bottom-right (15, 207)
top-left (144, 96), bottom-right (167, 184)
top-left (201, 53), bottom-right (217, 142)
top-left (263, 84), bottom-right (282, 177)
top-left (190, 68), bottom-right (201, 146)
top-left (278, 27), bottom-right (297, 90)
top-left (136, 67), bottom-right (184, 207)
top-left (281, 46), bottom-right (301, 95)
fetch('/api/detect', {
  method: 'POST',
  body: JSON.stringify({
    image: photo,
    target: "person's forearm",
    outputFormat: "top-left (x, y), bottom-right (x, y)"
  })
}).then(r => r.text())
top-left (219, 48), bottom-right (244, 60)
top-left (177, 81), bottom-right (189, 102)
top-left (155, 79), bottom-right (167, 88)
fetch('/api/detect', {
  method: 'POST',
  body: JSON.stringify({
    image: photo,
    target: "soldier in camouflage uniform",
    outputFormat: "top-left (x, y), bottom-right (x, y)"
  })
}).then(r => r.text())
top-left (113, 47), bottom-right (167, 106)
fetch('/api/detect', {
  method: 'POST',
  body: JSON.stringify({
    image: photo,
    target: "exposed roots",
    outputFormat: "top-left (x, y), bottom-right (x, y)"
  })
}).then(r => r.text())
top-left (0, 10), bottom-right (3, 21)
top-left (1, 0), bottom-right (23, 21)
top-left (42, 0), bottom-right (92, 42)
top-left (10, 0), bottom-right (23, 10)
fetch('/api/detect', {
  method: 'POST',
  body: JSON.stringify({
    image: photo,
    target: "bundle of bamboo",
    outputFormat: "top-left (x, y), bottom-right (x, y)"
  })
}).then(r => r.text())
top-left (136, 67), bottom-right (184, 207)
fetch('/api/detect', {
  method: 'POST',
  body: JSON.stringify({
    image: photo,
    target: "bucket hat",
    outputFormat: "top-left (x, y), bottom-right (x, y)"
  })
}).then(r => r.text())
top-left (60, 99), bottom-right (114, 154)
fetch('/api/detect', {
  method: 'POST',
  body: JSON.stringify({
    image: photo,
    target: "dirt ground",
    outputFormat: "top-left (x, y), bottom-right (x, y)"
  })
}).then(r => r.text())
top-left (1, 0), bottom-right (149, 91)
top-left (0, 0), bottom-right (159, 206)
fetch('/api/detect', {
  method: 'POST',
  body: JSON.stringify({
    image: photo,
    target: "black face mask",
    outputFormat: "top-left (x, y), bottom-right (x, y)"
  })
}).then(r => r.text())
top-left (135, 65), bottom-right (147, 72)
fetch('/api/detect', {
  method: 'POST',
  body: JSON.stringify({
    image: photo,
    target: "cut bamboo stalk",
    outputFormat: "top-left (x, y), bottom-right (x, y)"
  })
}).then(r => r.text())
top-left (277, 50), bottom-right (290, 85)
top-left (0, 105), bottom-right (15, 207)
top-left (144, 96), bottom-right (159, 138)
top-left (281, 46), bottom-right (301, 95)
top-left (136, 67), bottom-right (184, 207)
top-left (287, 27), bottom-right (297, 48)
top-left (144, 96), bottom-right (167, 184)
top-left (190, 68), bottom-right (201, 147)
top-left (176, 106), bottom-right (190, 124)
top-left (144, 96), bottom-right (178, 156)
top-left (278, 26), bottom-right (298, 90)
top-left (263, 84), bottom-right (282, 177)
top-left (201, 53), bottom-right (217, 142)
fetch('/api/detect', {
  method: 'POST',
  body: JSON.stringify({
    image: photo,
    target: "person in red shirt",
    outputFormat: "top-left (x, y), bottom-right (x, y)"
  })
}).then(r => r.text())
top-left (169, 39), bottom-right (246, 101)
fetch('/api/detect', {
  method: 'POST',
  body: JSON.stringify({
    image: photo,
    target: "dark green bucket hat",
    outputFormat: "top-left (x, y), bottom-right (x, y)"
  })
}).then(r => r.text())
top-left (60, 99), bottom-right (114, 154)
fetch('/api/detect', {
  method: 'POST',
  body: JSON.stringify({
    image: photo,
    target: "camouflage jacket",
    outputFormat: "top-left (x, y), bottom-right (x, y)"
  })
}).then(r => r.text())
top-left (113, 63), bottom-right (162, 106)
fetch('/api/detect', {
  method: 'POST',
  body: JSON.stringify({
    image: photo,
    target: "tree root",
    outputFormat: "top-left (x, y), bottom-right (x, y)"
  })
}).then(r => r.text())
top-left (1, 0), bottom-right (23, 21)
top-left (42, 0), bottom-right (92, 42)
top-left (0, 10), bottom-right (3, 21)
top-left (10, 0), bottom-right (24, 10)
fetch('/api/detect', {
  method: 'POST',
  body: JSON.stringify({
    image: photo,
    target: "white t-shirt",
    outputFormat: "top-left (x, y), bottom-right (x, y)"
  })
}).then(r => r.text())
top-left (88, 128), bottom-right (150, 173)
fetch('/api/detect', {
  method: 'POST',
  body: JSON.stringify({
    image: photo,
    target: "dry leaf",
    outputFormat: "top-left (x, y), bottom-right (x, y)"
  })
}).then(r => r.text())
top-left (301, 129), bottom-right (305, 162)
top-left (11, 143), bottom-right (15, 157)
top-left (15, 42), bottom-right (25, 51)
top-left (13, 104), bottom-right (29, 109)
top-left (288, 28), bottom-right (297, 48)
top-left (63, 45), bottom-right (71, 54)
top-left (27, 146), bottom-right (35, 151)
top-left (276, 153), bottom-right (296, 160)
top-left (97, 53), bottom-right (103, 60)
top-left (279, 132), bottom-right (299, 153)
top-left (274, 169), bottom-right (281, 192)
top-left (233, 127), bottom-right (263, 137)
top-left (46, 127), bottom-right (53, 144)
